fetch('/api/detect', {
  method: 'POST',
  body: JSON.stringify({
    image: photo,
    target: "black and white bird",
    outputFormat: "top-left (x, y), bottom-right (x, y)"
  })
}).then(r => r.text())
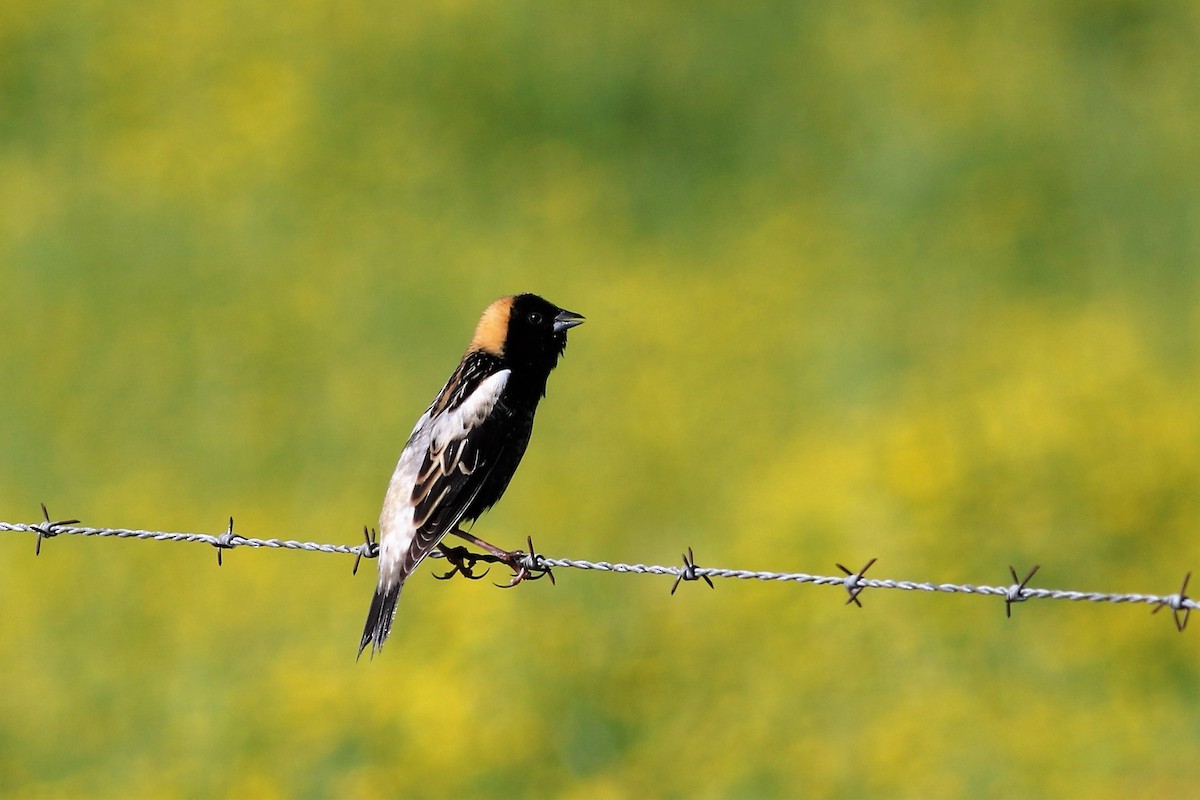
top-left (358, 293), bottom-right (584, 658)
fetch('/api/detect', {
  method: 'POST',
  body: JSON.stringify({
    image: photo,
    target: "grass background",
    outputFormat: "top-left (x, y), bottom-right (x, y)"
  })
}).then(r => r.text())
top-left (2, 1), bottom-right (1198, 797)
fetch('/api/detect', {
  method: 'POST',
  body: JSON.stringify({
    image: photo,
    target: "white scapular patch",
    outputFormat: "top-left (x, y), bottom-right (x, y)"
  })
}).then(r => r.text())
top-left (429, 369), bottom-right (509, 450)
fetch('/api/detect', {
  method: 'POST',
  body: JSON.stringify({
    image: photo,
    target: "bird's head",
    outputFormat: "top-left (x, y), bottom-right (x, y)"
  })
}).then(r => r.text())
top-left (469, 293), bottom-right (585, 372)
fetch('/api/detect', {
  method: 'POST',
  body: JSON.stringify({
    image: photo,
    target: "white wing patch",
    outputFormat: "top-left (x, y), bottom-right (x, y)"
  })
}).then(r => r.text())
top-left (430, 369), bottom-right (509, 450)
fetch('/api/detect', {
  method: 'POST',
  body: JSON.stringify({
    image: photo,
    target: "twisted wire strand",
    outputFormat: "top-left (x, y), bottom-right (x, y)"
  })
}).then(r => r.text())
top-left (0, 521), bottom-right (367, 556)
top-left (539, 558), bottom-right (1198, 610)
top-left (3, 517), bottom-right (1195, 622)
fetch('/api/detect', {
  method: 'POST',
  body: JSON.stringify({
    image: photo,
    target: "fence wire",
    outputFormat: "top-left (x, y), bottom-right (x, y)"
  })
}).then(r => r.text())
top-left (2, 506), bottom-right (1194, 631)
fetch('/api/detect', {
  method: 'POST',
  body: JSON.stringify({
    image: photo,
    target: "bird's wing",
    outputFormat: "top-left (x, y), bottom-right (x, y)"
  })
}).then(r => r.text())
top-left (399, 364), bottom-right (512, 578)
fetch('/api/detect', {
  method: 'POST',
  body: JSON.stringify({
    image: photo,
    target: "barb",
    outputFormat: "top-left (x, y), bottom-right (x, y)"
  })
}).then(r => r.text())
top-left (2, 511), bottom-right (1196, 631)
top-left (1005, 564), bottom-right (1041, 618)
top-left (1151, 572), bottom-right (1192, 632)
top-left (671, 547), bottom-right (715, 595)
top-left (33, 503), bottom-right (80, 556)
top-left (836, 557), bottom-right (877, 607)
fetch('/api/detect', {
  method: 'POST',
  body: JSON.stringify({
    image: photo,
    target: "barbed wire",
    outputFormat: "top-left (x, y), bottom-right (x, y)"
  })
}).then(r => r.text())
top-left (2, 505), bottom-right (1194, 632)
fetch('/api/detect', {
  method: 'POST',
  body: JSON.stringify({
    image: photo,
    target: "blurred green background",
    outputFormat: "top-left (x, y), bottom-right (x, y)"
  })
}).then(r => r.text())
top-left (2, 1), bottom-right (1199, 797)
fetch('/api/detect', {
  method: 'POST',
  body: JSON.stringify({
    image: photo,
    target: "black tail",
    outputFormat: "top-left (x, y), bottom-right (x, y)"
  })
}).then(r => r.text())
top-left (358, 583), bottom-right (402, 660)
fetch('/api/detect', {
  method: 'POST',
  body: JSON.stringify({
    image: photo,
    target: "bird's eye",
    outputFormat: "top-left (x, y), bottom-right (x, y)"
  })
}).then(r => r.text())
top-left (527, 312), bottom-right (544, 325)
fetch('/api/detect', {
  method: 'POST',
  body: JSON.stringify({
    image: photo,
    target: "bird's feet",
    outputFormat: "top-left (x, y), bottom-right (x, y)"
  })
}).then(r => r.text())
top-left (434, 544), bottom-right (491, 581)
top-left (495, 535), bottom-right (555, 589)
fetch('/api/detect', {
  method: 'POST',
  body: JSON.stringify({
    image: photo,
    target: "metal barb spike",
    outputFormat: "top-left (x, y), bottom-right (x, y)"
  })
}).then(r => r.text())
top-left (1005, 564), bottom-right (1041, 618)
top-left (496, 535), bottom-right (554, 588)
top-left (1151, 571), bottom-right (1192, 632)
top-left (353, 526), bottom-right (378, 575)
top-left (213, 517), bottom-right (237, 566)
top-left (671, 547), bottom-right (715, 595)
top-left (34, 503), bottom-right (80, 556)
top-left (836, 558), bottom-right (877, 607)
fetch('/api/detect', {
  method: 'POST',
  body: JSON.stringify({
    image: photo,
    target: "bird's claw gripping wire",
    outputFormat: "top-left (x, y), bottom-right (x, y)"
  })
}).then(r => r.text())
top-left (33, 503), bottom-right (80, 556)
top-left (1152, 571), bottom-right (1192, 632)
top-left (671, 547), bottom-right (715, 595)
top-left (836, 558), bottom-right (877, 607)
top-left (1004, 564), bottom-right (1041, 618)
top-left (434, 544), bottom-right (492, 582)
top-left (497, 535), bottom-right (555, 589)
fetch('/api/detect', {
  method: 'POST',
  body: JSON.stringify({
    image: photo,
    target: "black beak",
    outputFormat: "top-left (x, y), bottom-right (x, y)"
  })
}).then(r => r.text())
top-left (553, 308), bottom-right (585, 334)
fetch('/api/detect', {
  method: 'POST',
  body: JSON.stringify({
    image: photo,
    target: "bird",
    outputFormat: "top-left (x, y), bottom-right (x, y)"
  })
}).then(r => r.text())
top-left (358, 293), bottom-right (584, 658)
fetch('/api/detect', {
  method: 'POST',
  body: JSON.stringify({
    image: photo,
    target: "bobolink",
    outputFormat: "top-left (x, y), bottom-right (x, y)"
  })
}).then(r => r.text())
top-left (359, 293), bottom-right (584, 657)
